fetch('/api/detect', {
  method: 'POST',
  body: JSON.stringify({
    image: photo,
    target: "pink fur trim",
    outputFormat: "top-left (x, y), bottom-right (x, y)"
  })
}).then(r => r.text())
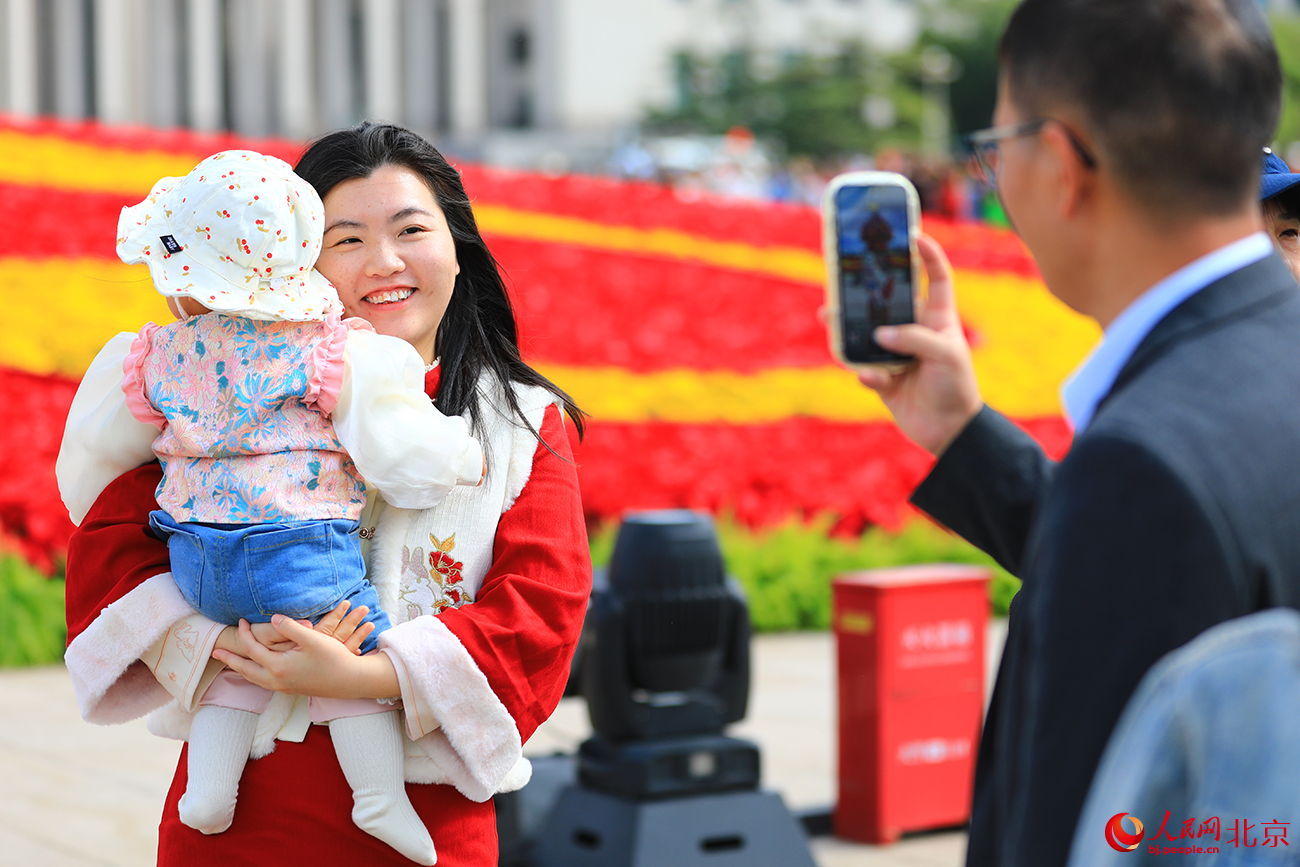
top-left (378, 617), bottom-right (522, 802)
top-left (64, 573), bottom-right (196, 724)
top-left (120, 323), bottom-right (167, 431)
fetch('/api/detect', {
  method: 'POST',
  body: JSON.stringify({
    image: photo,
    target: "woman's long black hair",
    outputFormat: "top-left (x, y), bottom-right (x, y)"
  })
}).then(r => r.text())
top-left (295, 122), bottom-right (585, 449)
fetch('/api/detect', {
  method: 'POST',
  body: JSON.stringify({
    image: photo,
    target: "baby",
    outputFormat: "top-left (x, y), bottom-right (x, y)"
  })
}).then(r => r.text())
top-left (58, 150), bottom-right (482, 865)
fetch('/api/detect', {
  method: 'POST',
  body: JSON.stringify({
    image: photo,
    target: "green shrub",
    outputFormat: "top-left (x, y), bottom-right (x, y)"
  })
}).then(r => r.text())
top-left (590, 516), bottom-right (1020, 632)
top-left (0, 553), bottom-right (67, 667)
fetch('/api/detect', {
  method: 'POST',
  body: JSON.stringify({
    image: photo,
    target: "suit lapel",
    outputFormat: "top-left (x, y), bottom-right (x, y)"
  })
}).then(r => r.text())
top-left (1096, 253), bottom-right (1297, 415)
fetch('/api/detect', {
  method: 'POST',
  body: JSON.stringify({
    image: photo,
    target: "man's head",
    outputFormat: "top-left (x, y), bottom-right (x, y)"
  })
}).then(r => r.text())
top-left (1261, 149), bottom-right (1300, 283)
top-left (1001, 0), bottom-right (1279, 216)
top-left (990, 0), bottom-right (1281, 317)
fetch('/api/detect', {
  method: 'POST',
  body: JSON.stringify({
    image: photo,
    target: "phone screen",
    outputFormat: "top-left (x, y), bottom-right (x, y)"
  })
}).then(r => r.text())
top-left (833, 183), bottom-right (915, 364)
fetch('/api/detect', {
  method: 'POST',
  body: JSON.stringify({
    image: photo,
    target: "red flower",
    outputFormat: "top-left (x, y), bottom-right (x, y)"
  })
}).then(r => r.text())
top-left (429, 550), bottom-right (464, 584)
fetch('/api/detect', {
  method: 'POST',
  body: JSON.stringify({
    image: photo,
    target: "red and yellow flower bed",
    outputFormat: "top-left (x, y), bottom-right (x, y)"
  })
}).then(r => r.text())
top-left (0, 116), bottom-right (1097, 573)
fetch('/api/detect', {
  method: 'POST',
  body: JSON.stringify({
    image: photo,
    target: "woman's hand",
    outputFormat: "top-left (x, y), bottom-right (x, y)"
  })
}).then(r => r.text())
top-left (857, 234), bottom-right (983, 456)
top-left (212, 615), bottom-right (400, 700)
top-left (214, 620), bottom-right (303, 657)
top-left (212, 601), bottom-right (375, 662)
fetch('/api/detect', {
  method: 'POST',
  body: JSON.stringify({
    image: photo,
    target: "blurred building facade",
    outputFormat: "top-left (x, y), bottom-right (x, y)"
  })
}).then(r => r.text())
top-left (0, 0), bottom-right (918, 165)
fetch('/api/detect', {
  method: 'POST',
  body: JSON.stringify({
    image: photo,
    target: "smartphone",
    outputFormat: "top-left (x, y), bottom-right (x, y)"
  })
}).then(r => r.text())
top-left (821, 171), bottom-right (921, 370)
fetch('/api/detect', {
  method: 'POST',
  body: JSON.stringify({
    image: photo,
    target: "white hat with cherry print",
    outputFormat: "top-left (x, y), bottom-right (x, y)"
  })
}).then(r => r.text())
top-left (116, 149), bottom-right (342, 322)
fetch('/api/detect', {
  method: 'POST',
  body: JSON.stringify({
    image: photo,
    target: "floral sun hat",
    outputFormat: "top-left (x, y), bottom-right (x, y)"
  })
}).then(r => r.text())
top-left (116, 150), bottom-right (342, 322)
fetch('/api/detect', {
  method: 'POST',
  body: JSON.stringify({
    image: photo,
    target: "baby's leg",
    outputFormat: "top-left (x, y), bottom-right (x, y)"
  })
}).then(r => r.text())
top-left (178, 672), bottom-right (272, 833)
top-left (329, 708), bottom-right (436, 865)
top-left (178, 705), bottom-right (259, 834)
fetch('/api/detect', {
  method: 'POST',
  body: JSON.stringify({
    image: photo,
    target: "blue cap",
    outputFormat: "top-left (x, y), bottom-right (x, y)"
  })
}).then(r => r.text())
top-left (1261, 147), bottom-right (1300, 201)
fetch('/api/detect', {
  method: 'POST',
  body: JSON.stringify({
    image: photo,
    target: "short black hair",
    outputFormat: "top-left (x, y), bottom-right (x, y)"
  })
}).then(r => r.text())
top-left (1001, 0), bottom-right (1280, 217)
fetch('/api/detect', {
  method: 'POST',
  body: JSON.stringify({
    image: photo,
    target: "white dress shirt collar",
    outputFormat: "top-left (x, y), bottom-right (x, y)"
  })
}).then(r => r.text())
top-left (1060, 232), bottom-right (1272, 433)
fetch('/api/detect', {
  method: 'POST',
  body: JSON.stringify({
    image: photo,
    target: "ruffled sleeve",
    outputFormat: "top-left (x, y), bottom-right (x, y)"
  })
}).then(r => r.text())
top-left (120, 323), bottom-right (167, 431)
top-left (56, 331), bottom-right (165, 526)
top-left (332, 328), bottom-right (484, 509)
top-left (304, 313), bottom-right (375, 415)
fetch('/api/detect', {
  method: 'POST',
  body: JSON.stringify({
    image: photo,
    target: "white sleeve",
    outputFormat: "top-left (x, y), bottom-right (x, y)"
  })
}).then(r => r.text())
top-left (377, 617), bottom-right (522, 801)
top-left (332, 328), bottom-right (484, 510)
top-left (56, 333), bottom-right (161, 526)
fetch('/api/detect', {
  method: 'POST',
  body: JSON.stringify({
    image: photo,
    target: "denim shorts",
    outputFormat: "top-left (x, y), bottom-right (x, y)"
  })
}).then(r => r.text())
top-left (148, 510), bottom-right (391, 655)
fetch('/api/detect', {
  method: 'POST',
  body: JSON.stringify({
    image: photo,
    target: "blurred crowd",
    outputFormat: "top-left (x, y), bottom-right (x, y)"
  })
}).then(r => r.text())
top-left (607, 125), bottom-right (999, 221)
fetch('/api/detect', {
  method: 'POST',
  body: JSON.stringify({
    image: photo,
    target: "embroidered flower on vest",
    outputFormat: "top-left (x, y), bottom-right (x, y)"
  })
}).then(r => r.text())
top-left (429, 534), bottom-right (469, 607)
top-left (396, 533), bottom-right (475, 619)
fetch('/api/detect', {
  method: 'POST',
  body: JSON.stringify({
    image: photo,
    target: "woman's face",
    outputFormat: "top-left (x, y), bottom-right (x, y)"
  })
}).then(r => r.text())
top-left (315, 163), bottom-right (460, 364)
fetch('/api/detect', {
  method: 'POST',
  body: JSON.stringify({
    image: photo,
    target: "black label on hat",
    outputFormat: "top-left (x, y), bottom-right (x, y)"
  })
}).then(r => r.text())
top-left (160, 234), bottom-right (183, 254)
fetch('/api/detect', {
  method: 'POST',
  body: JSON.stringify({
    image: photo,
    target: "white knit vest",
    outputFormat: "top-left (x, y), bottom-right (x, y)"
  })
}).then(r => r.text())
top-left (363, 376), bottom-right (561, 622)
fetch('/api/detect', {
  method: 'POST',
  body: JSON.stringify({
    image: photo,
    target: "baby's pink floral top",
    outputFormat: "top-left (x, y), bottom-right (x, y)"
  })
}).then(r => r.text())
top-left (123, 313), bottom-right (371, 523)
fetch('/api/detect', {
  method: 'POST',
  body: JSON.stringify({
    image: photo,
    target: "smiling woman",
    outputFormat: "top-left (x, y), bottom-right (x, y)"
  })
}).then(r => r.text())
top-left (316, 165), bottom-right (460, 365)
top-left (294, 124), bottom-right (585, 442)
top-left (61, 122), bottom-right (594, 867)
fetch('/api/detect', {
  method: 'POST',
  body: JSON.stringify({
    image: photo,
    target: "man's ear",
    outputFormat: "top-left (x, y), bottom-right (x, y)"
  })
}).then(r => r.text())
top-left (1040, 120), bottom-right (1095, 220)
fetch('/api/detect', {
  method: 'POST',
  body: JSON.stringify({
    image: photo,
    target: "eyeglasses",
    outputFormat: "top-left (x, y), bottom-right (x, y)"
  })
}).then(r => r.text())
top-left (965, 119), bottom-right (1098, 189)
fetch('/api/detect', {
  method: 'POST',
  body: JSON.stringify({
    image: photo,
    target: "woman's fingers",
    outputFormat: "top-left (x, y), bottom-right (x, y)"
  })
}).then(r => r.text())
top-left (247, 620), bottom-right (296, 651)
top-left (210, 615), bottom-right (376, 696)
top-left (223, 617), bottom-right (324, 692)
top-left (212, 647), bottom-right (265, 683)
top-left (268, 613), bottom-right (317, 646)
top-left (212, 621), bottom-right (275, 688)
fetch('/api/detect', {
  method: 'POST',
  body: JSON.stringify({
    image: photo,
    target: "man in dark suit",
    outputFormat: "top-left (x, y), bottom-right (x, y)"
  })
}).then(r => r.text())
top-left (857, 2), bottom-right (1294, 866)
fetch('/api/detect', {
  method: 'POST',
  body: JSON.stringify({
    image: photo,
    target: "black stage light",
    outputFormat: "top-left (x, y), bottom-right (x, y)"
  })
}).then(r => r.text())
top-left (529, 511), bottom-right (816, 867)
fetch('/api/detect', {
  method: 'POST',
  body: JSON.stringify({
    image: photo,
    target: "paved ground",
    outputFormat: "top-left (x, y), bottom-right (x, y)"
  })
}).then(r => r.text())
top-left (0, 624), bottom-right (1006, 866)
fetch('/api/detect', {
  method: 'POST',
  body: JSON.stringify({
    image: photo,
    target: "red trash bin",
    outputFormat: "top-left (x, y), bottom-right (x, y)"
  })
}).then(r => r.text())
top-left (832, 564), bottom-right (990, 844)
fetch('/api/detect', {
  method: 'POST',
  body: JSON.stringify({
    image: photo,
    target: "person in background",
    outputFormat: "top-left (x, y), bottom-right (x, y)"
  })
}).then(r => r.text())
top-left (1067, 607), bottom-right (1300, 866)
top-left (1260, 147), bottom-right (1300, 282)
top-left (857, 1), bottom-right (1300, 866)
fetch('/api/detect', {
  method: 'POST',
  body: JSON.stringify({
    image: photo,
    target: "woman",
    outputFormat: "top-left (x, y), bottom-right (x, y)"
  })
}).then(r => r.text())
top-left (61, 122), bottom-right (592, 865)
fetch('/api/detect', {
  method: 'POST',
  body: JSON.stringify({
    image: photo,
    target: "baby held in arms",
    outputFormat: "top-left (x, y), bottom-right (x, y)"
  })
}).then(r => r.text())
top-left (57, 150), bottom-right (485, 865)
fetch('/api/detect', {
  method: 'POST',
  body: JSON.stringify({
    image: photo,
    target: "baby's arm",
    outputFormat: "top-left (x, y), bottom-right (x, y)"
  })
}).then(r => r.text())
top-left (320, 324), bottom-right (484, 508)
top-left (134, 603), bottom-right (375, 714)
top-left (65, 463), bottom-right (376, 721)
top-left (56, 332), bottom-right (161, 525)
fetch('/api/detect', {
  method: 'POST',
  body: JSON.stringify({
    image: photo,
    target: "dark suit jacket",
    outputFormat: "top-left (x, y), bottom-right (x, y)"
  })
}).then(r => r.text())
top-left (911, 253), bottom-right (1300, 867)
